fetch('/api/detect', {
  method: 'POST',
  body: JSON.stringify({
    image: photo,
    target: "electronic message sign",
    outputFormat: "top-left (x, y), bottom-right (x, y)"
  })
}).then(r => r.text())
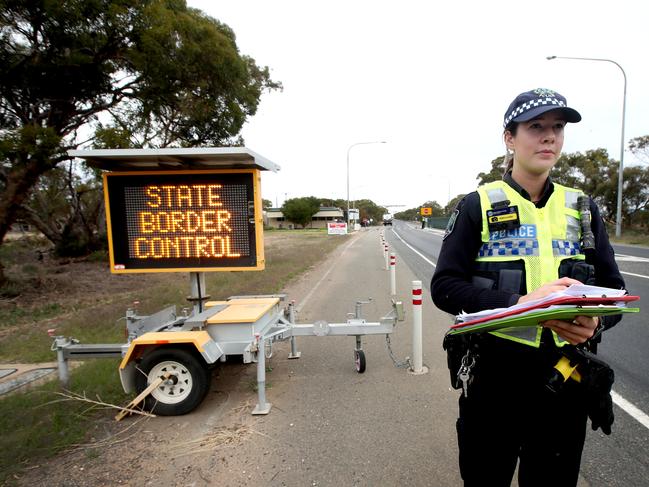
top-left (103, 169), bottom-right (264, 273)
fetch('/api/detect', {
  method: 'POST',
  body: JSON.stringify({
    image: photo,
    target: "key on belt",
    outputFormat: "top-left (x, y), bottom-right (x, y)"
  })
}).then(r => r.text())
top-left (457, 352), bottom-right (475, 398)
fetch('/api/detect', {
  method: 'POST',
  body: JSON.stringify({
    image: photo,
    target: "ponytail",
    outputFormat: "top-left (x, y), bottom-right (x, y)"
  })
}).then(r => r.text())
top-left (502, 122), bottom-right (518, 176)
top-left (503, 151), bottom-right (514, 176)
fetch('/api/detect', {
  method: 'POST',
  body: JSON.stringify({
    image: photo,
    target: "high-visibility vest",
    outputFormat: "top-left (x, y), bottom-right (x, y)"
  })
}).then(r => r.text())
top-left (476, 180), bottom-right (585, 347)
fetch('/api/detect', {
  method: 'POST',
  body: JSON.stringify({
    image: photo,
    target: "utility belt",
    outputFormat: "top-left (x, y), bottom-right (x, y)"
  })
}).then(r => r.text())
top-left (546, 345), bottom-right (615, 434)
top-left (442, 331), bottom-right (615, 435)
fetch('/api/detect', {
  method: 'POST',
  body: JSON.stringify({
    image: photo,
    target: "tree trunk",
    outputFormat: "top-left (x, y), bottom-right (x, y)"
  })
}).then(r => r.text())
top-left (0, 158), bottom-right (51, 286)
top-left (0, 259), bottom-right (5, 289)
top-left (0, 160), bottom-right (48, 245)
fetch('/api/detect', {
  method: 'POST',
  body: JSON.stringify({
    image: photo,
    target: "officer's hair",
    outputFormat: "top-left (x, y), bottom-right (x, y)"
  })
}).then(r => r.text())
top-left (503, 122), bottom-right (519, 176)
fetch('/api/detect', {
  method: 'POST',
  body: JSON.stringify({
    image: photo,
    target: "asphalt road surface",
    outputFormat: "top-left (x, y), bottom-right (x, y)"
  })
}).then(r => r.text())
top-left (174, 226), bottom-right (465, 486)
top-left (388, 219), bottom-right (649, 487)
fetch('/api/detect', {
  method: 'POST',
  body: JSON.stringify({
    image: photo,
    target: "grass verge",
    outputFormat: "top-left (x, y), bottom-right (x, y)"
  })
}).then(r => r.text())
top-left (0, 360), bottom-right (126, 484)
top-left (609, 230), bottom-right (649, 247)
top-left (0, 231), bottom-right (350, 485)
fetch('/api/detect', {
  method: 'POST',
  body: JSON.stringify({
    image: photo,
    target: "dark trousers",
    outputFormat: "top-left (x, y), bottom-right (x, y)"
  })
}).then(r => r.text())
top-left (456, 367), bottom-right (588, 487)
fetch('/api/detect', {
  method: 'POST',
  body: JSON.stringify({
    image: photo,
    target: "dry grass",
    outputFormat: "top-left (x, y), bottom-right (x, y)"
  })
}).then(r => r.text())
top-left (0, 230), bottom-right (349, 484)
top-left (0, 231), bottom-right (348, 363)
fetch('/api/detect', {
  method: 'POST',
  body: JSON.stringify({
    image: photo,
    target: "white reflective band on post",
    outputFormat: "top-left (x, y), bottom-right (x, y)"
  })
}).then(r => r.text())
top-left (411, 281), bottom-right (424, 374)
top-left (390, 253), bottom-right (396, 295)
top-left (384, 244), bottom-right (389, 270)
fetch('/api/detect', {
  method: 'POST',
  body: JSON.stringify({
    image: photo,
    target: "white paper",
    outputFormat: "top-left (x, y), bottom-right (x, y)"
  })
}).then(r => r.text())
top-left (456, 284), bottom-right (627, 323)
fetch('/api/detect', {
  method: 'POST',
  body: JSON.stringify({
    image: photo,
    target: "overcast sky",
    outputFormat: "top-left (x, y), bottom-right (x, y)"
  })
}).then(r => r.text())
top-left (188, 0), bottom-right (649, 210)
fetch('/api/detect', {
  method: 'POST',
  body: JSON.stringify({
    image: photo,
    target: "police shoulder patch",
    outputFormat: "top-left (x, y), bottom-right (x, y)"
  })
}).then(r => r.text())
top-left (444, 209), bottom-right (459, 240)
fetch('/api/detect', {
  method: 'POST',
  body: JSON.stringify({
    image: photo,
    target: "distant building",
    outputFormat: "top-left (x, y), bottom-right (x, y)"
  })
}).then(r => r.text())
top-left (264, 207), bottom-right (344, 229)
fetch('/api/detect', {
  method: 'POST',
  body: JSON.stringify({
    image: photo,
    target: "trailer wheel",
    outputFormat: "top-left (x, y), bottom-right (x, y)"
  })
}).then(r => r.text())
top-left (135, 348), bottom-right (210, 416)
top-left (354, 350), bottom-right (366, 374)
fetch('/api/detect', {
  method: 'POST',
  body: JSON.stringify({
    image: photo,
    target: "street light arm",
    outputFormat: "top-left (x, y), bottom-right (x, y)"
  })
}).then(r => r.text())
top-left (547, 56), bottom-right (627, 83)
top-left (346, 141), bottom-right (387, 226)
top-left (347, 140), bottom-right (387, 158)
top-left (546, 55), bottom-right (627, 237)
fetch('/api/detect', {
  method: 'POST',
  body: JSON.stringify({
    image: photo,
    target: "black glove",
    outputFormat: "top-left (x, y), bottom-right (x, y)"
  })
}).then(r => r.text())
top-left (588, 388), bottom-right (614, 435)
top-left (583, 356), bottom-right (615, 435)
top-left (561, 346), bottom-right (615, 435)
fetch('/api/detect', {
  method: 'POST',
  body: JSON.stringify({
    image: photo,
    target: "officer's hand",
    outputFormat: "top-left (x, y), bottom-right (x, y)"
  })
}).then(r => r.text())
top-left (517, 277), bottom-right (582, 305)
top-left (542, 315), bottom-right (599, 345)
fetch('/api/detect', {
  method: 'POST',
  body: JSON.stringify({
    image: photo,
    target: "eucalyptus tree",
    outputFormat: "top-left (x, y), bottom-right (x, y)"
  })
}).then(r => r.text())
top-left (0, 0), bottom-right (280, 284)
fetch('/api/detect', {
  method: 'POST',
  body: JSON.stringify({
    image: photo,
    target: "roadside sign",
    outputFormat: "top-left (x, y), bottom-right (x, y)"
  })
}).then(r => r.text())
top-left (348, 209), bottom-right (359, 220)
top-left (103, 169), bottom-right (264, 273)
top-left (420, 207), bottom-right (432, 216)
top-left (327, 222), bottom-right (348, 235)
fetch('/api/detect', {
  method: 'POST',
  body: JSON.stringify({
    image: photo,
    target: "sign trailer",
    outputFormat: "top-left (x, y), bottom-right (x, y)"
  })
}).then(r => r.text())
top-left (52, 148), bottom-right (403, 417)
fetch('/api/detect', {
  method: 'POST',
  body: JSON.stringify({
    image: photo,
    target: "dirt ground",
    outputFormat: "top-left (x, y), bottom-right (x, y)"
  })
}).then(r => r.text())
top-left (12, 363), bottom-right (275, 486)
top-left (3, 231), bottom-right (348, 487)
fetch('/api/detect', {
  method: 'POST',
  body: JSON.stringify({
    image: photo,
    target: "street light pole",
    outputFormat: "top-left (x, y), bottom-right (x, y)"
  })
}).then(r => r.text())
top-left (346, 141), bottom-right (386, 226)
top-left (546, 55), bottom-right (627, 237)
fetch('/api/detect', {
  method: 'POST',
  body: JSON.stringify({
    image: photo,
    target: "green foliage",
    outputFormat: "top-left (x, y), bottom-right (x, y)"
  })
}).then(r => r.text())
top-left (620, 165), bottom-right (649, 226)
top-left (92, 125), bottom-right (135, 150)
top-left (551, 148), bottom-right (649, 227)
top-left (394, 201), bottom-right (445, 221)
top-left (353, 198), bottom-right (389, 224)
top-left (262, 198), bottom-right (273, 209)
top-left (281, 196), bottom-right (321, 228)
top-left (473, 145), bottom-right (649, 229)
top-left (445, 194), bottom-right (467, 215)
top-left (19, 162), bottom-right (107, 256)
top-left (0, 0), bottom-right (281, 283)
top-left (319, 197), bottom-right (387, 225)
top-left (629, 135), bottom-right (649, 164)
top-left (426, 201), bottom-right (445, 217)
top-left (476, 156), bottom-right (507, 186)
top-left (394, 208), bottom-right (417, 221)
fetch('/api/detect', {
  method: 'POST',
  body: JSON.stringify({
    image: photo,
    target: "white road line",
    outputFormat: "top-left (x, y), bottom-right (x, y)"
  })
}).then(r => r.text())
top-left (611, 391), bottom-right (649, 430)
top-left (395, 226), bottom-right (649, 430)
top-left (620, 271), bottom-right (649, 280)
top-left (615, 253), bottom-right (649, 263)
top-left (294, 233), bottom-right (361, 313)
top-left (392, 228), bottom-right (436, 268)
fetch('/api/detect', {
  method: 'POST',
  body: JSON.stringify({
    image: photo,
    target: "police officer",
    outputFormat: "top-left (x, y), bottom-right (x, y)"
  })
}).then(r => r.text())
top-left (431, 88), bottom-right (625, 487)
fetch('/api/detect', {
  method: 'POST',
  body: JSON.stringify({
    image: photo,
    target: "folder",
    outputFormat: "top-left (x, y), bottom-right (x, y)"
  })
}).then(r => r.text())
top-left (448, 284), bottom-right (640, 336)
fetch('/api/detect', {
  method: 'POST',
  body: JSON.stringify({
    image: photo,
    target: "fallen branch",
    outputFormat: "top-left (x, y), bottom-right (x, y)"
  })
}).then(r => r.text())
top-left (46, 390), bottom-right (156, 419)
top-left (168, 424), bottom-right (273, 458)
top-left (115, 372), bottom-right (170, 421)
top-left (168, 425), bottom-right (252, 457)
top-left (67, 415), bottom-right (150, 451)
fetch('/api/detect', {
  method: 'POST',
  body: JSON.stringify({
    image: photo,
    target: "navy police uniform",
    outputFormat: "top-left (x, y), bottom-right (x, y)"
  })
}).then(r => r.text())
top-left (431, 172), bottom-right (624, 487)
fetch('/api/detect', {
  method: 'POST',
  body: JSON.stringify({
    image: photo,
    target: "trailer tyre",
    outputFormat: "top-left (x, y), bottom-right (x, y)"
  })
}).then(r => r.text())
top-left (354, 350), bottom-right (366, 373)
top-left (135, 348), bottom-right (210, 416)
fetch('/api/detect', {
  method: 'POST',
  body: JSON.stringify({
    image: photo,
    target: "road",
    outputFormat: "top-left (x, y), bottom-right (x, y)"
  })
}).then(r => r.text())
top-left (387, 219), bottom-right (649, 487)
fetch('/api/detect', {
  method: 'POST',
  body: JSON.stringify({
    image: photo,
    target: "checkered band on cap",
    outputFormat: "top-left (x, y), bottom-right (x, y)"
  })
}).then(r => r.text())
top-left (503, 97), bottom-right (567, 128)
